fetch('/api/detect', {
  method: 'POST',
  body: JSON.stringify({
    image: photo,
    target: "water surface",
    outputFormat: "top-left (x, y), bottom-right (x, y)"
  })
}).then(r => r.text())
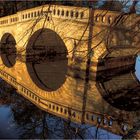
top-left (0, 80), bottom-right (121, 139)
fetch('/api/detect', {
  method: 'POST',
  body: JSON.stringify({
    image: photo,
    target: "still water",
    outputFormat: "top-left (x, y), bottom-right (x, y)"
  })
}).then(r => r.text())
top-left (0, 80), bottom-right (121, 139)
top-left (135, 55), bottom-right (140, 81)
top-left (0, 55), bottom-right (140, 139)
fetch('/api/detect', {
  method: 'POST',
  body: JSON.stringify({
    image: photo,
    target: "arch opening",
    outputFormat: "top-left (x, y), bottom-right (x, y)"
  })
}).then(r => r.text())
top-left (0, 33), bottom-right (17, 68)
top-left (26, 28), bottom-right (68, 92)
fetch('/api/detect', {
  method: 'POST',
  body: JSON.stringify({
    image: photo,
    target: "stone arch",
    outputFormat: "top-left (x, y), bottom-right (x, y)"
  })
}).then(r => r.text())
top-left (26, 28), bottom-right (68, 92)
top-left (0, 33), bottom-right (17, 68)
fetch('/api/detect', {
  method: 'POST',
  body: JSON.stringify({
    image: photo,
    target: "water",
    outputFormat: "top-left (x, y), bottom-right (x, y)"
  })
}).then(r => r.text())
top-left (0, 80), bottom-right (121, 139)
top-left (135, 55), bottom-right (140, 81)
top-left (0, 106), bottom-right (18, 139)
top-left (0, 55), bottom-right (140, 139)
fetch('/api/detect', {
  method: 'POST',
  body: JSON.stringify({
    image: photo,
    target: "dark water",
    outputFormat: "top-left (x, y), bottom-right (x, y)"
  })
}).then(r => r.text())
top-left (0, 55), bottom-right (140, 139)
top-left (0, 81), bottom-right (121, 139)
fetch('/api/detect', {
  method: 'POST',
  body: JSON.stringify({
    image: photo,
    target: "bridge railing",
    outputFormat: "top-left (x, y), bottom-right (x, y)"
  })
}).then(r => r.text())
top-left (0, 4), bottom-right (134, 28)
top-left (0, 14), bottom-right (17, 26)
top-left (18, 4), bottom-right (90, 23)
top-left (0, 4), bottom-right (89, 27)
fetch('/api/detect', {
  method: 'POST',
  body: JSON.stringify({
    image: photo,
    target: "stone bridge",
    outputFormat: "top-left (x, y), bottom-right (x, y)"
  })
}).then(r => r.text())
top-left (0, 4), bottom-right (140, 136)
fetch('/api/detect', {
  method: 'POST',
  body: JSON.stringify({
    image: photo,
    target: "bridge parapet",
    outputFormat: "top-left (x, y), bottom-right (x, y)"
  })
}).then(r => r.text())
top-left (0, 4), bottom-right (90, 27)
top-left (0, 14), bottom-right (19, 26)
top-left (0, 4), bottom-right (137, 28)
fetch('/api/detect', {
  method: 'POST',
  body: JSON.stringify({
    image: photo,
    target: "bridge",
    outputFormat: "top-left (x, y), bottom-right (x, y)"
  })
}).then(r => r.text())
top-left (0, 4), bottom-right (140, 136)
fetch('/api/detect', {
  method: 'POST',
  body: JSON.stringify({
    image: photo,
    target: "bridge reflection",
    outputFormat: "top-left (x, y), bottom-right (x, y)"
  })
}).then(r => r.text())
top-left (0, 80), bottom-right (121, 139)
top-left (97, 72), bottom-right (140, 111)
top-left (0, 63), bottom-right (139, 136)
top-left (96, 54), bottom-right (140, 111)
top-left (0, 35), bottom-right (139, 136)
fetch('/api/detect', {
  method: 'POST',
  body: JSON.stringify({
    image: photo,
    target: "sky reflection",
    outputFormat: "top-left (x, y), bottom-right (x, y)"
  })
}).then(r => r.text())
top-left (0, 83), bottom-right (121, 139)
top-left (135, 55), bottom-right (140, 81)
top-left (0, 106), bottom-right (18, 139)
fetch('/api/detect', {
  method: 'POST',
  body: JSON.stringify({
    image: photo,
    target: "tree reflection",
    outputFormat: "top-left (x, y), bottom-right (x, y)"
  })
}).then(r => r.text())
top-left (97, 71), bottom-right (140, 111)
top-left (0, 72), bottom-right (138, 138)
top-left (0, 80), bottom-right (15, 105)
top-left (0, 79), bottom-right (119, 139)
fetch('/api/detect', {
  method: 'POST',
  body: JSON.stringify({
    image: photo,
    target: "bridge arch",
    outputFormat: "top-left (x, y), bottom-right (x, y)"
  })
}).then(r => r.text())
top-left (0, 33), bottom-right (17, 68)
top-left (26, 28), bottom-right (68, 92)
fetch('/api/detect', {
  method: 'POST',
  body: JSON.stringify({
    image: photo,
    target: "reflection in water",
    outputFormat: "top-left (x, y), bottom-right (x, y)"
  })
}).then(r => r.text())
top-left (0, 107), bottom-right (18, 139)
top-left (0, 80), bottom-right (121, 139)
top-left (97, 72), bottom-right (140, 111)
top-left (26, 28), bottom-right (68, 91)
top-left (135, 55), bottom-right (140, 82)
top-left (97, 55), bottom-right (140, 111)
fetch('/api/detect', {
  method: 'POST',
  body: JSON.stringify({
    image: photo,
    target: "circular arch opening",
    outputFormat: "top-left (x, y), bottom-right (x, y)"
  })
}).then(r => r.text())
top-left (26, 28), bottom-right (68, 92)
top-left (0, 33), bottom-right (17, 68)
